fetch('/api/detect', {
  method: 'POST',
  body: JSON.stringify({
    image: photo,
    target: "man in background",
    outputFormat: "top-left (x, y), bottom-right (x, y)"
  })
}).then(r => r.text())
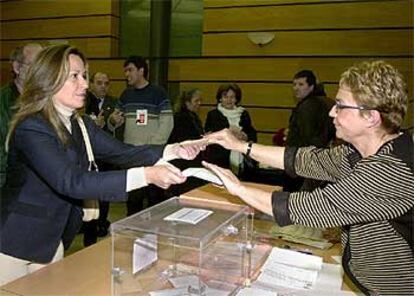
top-left (82, 72), bottom-right (124, 246)
top-left (111, 56), bottom-right (173, 215)
top-left (285, 70), bottom-right (335, 191)
top-left (0, 43), bottom-right (43, 187)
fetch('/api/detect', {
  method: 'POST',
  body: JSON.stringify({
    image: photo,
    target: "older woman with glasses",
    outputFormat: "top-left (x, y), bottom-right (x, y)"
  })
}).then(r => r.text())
top-left (203, 61), bottom-right (413, 295)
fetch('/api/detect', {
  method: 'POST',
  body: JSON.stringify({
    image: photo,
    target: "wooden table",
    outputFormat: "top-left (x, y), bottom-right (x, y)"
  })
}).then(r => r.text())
top-left (1, 183), bottom-right (361, 295)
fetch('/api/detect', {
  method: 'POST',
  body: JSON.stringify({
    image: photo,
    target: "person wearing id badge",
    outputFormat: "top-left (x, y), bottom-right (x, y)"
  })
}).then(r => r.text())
top-left (112, 56), bottom-right (175, 215)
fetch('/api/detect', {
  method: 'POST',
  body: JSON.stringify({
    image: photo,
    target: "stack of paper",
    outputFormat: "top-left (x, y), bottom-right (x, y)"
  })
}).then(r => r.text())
top-left (248, 247), bottom-right (354, 295)
top-left (257, 247), bottom-right (322, 290)
top-left (269, 224), bottom-right (332, 249)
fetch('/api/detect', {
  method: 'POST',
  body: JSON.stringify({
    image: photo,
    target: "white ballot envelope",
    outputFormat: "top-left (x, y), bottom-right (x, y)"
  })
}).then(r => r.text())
top-left (182, 168), bottom-right (223, 185)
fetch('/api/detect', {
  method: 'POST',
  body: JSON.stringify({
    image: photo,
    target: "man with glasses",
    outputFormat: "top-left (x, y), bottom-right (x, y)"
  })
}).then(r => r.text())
top-left (0, 43), bottom-right (43, 187)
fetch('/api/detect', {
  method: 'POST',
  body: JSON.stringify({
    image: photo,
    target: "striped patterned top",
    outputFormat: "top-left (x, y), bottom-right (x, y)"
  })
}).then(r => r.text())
top-left (272, 131), bottom-right (414, 295)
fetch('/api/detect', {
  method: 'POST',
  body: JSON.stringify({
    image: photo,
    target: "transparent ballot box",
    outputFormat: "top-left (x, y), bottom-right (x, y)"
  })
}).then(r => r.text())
top-left (111, 196), bottom-right (255, 295)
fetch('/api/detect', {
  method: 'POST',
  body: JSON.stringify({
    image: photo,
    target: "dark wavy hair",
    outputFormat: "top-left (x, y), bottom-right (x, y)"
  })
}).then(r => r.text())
top-left (215, 83), bottom-right (242, 105)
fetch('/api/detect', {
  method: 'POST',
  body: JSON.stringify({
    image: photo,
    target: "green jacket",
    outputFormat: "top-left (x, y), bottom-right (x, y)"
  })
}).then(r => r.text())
top-left (0, 81), bottom-right (19, 187)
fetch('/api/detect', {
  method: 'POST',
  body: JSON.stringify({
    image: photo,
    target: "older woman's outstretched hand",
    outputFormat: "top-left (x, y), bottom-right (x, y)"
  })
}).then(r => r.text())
top-left (204, 128), bottom-right (245, 152)
top-left (202, 161), bottom-right (242, 196)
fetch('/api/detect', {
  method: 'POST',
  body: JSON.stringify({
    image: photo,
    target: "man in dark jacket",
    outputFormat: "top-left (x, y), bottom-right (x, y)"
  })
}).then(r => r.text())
top-left (0, 43), bottom-right (42, 187)
top-left (82, 72), bottom-right (124, 246)
top-left (285, 70), bottom-right (335, 191)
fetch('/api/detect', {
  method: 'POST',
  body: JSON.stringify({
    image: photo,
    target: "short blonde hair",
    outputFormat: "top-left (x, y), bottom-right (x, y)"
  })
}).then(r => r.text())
top-left (339, 60), bottom-right (407, 133)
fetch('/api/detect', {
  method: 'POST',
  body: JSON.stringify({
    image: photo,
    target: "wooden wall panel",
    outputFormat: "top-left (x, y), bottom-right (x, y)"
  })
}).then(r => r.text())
top-left (204, 1), bottom-right (412, 31)
top-left (87, 60), bottom-right (124, 79)
top-left (257, 133), bottom-right (275, 146)
top-left (203, 30), bottom-right (411, 56)
top-left (1, 38), bottom-right (116, 59)
top-left (205, 0), bottom-right (358, 8)
top-left (1, 16), bottom-right (117, 40)
top-left (405, 102), bottom-right (414, 129)
top-left (177, 82), bottom-right (339, 107)
top-left (107, 80), bottom-right (127, 98)
top-left (0, 0), bottom-right (115, 20)
top-left (168, 58), bottom-right (412, 88)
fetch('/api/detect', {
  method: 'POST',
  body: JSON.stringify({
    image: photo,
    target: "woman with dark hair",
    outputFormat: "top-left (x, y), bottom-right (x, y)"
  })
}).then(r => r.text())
top-left (166, 89), bottom-right (208, 196)
top-left (168, 88), bottom-right (203, 143)
top-left (204, 83), bottom-right (256, 178)
top-left (0, 45), bottom-right (205, 284)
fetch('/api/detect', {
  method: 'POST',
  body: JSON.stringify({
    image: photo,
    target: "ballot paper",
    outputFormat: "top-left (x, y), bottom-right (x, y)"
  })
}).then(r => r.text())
top-left (133, 234), bottom-right (157, 274)
top-left (257, 247), bottom-right (322, 290)
top-left (236, 286), bottom-right (278, 296)
top-left (182, 167), bottom-right (223, 185)
top-left (163, 207), bottom-right (213, 225)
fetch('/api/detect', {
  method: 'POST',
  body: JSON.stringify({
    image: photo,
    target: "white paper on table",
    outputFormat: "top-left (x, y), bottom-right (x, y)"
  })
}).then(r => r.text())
top-left (164, 207), bottom-right (213, 224)
top-left (257, 262), bottom-right (319, 290)
top-left (133, 234), bottom-right (157, 274)
top-left (149, 287), bottom-right (188, 296)
top-left (331, 255), bottom-right (342, 264)
top-left (311, 263), bottom-right (344, 292)
top-left (263, 247), bottom-right (323, 271)
top-left (254, 262), bottom-right (351, 295)
top-left (236, 286), bottom-right (278, 296)
top-left (256, 247), bottom-right (323, 290)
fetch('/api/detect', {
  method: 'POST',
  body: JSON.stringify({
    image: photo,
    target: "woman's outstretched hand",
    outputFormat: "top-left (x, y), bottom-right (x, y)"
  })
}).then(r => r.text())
top-left (144, 163), bottom-right (186, 189)
top-left (203, 128), bottom-right (246, 152)
top-left (163, 139), bottom-right (207, 161)
top-left (202, 161), bottom-right (242, 196)
top-left (168, 138), bottom-right (208, 160)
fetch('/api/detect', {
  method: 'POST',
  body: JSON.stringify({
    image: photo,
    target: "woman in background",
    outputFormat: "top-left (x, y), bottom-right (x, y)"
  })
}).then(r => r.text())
top-left (204, 83), bottom-right (256, 179)
top-left (0, 44), bottom-right (204, 285)
top-left (167, 89), bottom-right (208, 196)
top-left (168, 88), bottom-right (203, 143)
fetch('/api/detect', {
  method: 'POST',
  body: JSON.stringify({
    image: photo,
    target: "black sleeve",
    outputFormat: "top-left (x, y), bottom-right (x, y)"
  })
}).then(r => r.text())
top-left (295, 99), bottom-right (328, 147)
top-left (240, 110), bottom-right (257, 142)
top-left (284, 146), bottom-right (299, 177)
top-left (168, 113), bottom-right (192, 143)
top-left (272, 191), bottom-right (293, 226)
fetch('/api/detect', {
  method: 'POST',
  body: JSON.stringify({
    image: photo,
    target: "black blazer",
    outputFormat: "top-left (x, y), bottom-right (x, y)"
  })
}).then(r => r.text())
top-left (204, 108), bottom-right (257, 170)
top-left (168, 108), bottom-right (203, 144)
top-left (85, 91), bottom-right (123, 141)
top-left (1, 114), bottom-right (163, 263)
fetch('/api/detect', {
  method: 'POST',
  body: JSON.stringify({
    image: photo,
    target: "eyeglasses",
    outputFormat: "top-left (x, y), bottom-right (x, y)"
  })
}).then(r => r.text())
top-left (334, 99), bottom-right (377, 111)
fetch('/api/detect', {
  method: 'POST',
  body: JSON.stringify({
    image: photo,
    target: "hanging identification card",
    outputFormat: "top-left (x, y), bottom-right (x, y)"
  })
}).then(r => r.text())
top-left (136, 109), bottom-right (148, 125)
